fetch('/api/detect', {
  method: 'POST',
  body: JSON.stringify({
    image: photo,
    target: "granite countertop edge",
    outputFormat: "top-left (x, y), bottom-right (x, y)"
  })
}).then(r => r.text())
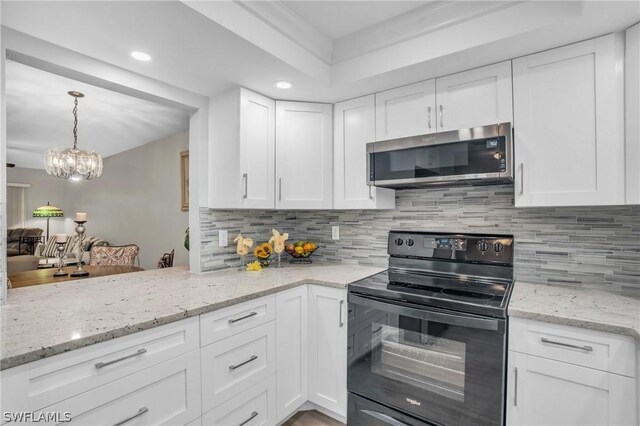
top-left (0, 274), bottom-right (357, 371)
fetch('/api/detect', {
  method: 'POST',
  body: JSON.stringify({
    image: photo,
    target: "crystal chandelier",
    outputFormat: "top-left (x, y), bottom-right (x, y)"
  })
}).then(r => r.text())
top-left (45, 91), bottom-right (103, 181)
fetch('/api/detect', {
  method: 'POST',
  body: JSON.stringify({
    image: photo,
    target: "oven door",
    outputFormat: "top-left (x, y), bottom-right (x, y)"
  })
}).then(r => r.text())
top-left (347, 292), bottom-right (506, 426)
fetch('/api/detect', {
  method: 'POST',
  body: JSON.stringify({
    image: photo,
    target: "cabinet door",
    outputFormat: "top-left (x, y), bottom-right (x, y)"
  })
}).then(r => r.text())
top-left (626, 23), bottom-right (640, 204)
top-left (507, 351), bottom-right (637, 426)
top-left (334, 95), bottom-right (395, 209)
top-left (275, 102), bottom-right (333, 209)
top-left (435, 61), bottom-right (512, 132)
top-left (513, 34), bottom-right (624, 207)
top-left (308, 285), bottom-right (347, 418)
top-left (275, 286), bottom-right (308, 421)
top-left (239, 88), bottom-right (275, 208)
top-left (375, 80), bottom-right (436, 141)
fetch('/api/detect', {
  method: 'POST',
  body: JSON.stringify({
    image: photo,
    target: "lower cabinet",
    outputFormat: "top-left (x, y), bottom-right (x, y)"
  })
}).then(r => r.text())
top-left (202, 377), bottom-right (277, 426)
top-left (507, 318), bottom-right (638, 426)
top-left (307, 285), bottom-right (348, 418)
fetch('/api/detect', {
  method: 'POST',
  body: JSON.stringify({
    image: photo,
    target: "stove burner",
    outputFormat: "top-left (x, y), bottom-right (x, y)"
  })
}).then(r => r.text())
top-left (441, 288), bottom-right (495, 301)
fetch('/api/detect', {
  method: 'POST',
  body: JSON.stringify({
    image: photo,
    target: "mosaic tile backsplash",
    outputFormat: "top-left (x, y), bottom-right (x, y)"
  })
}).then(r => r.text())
top-left (200, 185), bottom-right (640, 292)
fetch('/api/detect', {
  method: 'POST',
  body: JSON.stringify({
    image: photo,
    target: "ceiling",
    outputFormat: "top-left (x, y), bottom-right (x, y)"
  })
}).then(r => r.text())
top-left (1, 1), bottom-right (639, 168)
top-left (6, 61), bottom-right (189, 169)
top-left (280, 1), bottom-right (433, 41)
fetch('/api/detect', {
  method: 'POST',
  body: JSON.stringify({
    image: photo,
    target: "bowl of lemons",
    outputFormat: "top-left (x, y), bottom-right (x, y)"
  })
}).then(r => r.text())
top-left (285, 241), bottom-right (318, 263)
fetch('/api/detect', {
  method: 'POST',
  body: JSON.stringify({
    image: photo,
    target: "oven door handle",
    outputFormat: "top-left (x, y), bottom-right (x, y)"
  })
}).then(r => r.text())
top-left (361, 409), bottom-right (411, 426)
top-left (349, 293), bottom-right (503, 332)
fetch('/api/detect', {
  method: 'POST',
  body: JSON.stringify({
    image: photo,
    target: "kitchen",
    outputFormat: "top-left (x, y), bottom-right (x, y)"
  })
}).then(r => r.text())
top-left (1, 1), bottom-right (639, 426)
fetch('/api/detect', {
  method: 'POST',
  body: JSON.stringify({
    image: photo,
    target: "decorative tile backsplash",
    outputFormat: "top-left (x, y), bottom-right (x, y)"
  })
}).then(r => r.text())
top-left (200, 185), bottom-right (640, 292)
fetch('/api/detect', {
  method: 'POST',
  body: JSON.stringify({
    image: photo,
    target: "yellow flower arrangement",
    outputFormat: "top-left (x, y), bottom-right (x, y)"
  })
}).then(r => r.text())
top-left (253, 242), bottom-right (273, 259)
top-left (246, 261), bottom-right (262, 271)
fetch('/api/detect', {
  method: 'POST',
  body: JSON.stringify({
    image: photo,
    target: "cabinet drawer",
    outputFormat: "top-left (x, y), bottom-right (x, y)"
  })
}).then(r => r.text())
top-left (1, 317), bottom-right (199, 414)
top-left (201, 322), bottom-right (276, 412)
top-left (202, 376), bottom-right (276, 426)
top-left (509, 317), bottom-right (636, 377)
top-left (39, 350), bottom-right (201, 426)
top-left (200, 295), bottom-right (275, 346)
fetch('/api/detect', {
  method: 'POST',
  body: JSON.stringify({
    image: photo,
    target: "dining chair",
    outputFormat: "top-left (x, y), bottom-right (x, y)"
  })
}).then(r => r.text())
top-left (89, 244), bottom-right (140, 267)
top-left (156, 249), bottom-right (175, 268)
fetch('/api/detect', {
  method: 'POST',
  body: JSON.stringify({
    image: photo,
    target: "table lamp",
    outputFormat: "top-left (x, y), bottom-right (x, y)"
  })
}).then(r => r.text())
top-left (32, 202), bottom-right (64, 241)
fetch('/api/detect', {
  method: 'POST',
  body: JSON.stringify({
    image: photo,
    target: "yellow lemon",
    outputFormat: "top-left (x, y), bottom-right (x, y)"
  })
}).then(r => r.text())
top-left (295, 246), bottom-right (304, 254)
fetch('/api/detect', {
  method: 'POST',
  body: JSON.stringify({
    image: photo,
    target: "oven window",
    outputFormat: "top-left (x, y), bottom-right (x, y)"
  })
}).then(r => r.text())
top-left (371, 322), bottom-right (466, 402)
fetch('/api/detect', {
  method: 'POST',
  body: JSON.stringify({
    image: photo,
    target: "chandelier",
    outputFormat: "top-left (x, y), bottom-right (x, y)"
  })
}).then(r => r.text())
top-left (45, 91), bottom-right (103, 181)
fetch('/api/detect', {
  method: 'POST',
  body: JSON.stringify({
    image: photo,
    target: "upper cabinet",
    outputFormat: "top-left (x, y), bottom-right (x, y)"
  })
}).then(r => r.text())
top-left (375, 80), bottom-right (436, 141)
top-left (373, 62), bottom-right (512, 141)
top-left (626, 23), bottom-right (640, 204)
top-left (276, 102), bottom-right (333, 209)
top-left (513, 34), bottom-right (625, 207)
top-left (435, 61), bottom-right (513, 132)
top-left (239, 90), bottom-right (276, 209)
top-left (334, 95), bottom-right (395, 209)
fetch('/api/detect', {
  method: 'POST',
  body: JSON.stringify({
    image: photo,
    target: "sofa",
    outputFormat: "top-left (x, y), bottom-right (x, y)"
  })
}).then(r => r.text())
top-left (35, 235), bottom-right (109, 266)
top-left (7, 228), bottom-right (44, 256)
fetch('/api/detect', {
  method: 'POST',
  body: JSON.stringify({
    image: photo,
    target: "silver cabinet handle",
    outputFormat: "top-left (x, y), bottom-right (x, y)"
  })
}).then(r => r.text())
top-left (113, 407), bottom-right (148, 426)
top-left (439, 104), bottom-right (443, 128)
top-left (228, 311), bottom-right (258, 324)
top-left (513, 367), bottom-right (518, 406)
top-left (95, 348), bottom-right (146, 369)
top-left (339, 300), bottom-right (344, 327)
top-left (541, 337), bottom-right (593, 352)
top-left (236, 411), bottom-right (258, 426)
top-left (242, 173), bottom-right (248, 199)
top-left (427, 106), bottom-right (432, 129)
top-left (519, 163), bottom-right (524, 195)
top-left (229, 355), bottom-right (258, 370)
top-left (369, 185), bottom-right (373, 200)
top-left (278, 177), bottom-right (282, 201)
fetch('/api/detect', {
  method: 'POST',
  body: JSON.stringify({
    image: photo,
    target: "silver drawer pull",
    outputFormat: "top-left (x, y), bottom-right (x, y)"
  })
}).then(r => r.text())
top-left (541, 337), bottom-right (593, 352)
top-left (228, 311), bottom-right (258, 324)
top-left (113, 407), bottom-right (148, 426)
top-left (229, 355), bottom-right (258, 370)
top-left (236, 411), bottom-right (258, 426)
top-left (95, 348), bottom-right (147, 369)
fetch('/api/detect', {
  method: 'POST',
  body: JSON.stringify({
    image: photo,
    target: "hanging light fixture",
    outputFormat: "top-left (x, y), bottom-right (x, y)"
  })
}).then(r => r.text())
top-left (45, 91), bottom-right (103, 180)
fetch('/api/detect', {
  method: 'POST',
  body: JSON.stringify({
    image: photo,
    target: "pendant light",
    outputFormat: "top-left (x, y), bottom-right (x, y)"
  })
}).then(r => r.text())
top-left (44, 91), bottom-right (103, 180)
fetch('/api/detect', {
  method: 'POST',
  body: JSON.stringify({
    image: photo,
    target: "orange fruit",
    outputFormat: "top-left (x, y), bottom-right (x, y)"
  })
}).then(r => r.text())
top-left (303, 243), bottom-right (314, 251)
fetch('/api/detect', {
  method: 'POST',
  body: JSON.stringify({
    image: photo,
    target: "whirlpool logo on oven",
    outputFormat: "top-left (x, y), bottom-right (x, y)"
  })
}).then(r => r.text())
top-left (405, 397), bottom-right (422, 406)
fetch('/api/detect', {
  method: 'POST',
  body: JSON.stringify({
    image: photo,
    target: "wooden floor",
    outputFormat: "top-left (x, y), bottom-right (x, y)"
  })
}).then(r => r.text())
top-left (282, 410), bottom-right (344, 426)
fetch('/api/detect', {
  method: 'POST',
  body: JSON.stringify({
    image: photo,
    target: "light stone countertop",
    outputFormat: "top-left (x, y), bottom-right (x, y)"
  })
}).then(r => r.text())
top-left (0, 263), bottom-right (384, 370)
top-left (509, 281), bottom-right (640, 341)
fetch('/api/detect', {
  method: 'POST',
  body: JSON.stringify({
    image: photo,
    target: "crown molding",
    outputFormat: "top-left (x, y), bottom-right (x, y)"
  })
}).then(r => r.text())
top-left (237, 1), bottom-right (333, 65)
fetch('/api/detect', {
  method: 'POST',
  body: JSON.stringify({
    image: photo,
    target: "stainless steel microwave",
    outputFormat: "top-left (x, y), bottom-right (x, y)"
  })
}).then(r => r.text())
top-left (366, 122), bottom-right (513, 188)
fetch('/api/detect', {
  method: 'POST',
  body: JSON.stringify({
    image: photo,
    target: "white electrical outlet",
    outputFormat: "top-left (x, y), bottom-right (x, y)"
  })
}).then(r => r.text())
top-left (332, 226), bottom-right (340, 240)
top-left (219, 230), bottom-right (228, 247)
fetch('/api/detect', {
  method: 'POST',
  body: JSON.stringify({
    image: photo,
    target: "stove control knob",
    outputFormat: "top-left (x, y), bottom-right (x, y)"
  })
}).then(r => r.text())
top-left (406, 238), bottom-right (415, 247)
top-left (477, 241), bottom-right (489, 252)
top-left (493, 242), bottom-right (504, 253)
top-left (395, 238), bottom-right (404, 246)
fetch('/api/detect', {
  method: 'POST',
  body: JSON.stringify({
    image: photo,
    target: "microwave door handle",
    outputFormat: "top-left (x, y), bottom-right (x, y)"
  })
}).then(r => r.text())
top-left (361, 410), bottom-right (411, 426)
top-left (349, 293), bottom-right (501, 331)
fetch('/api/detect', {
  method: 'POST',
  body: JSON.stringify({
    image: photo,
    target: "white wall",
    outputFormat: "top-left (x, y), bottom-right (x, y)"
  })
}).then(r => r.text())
top-left (6, 130), bottom-right (189, 269)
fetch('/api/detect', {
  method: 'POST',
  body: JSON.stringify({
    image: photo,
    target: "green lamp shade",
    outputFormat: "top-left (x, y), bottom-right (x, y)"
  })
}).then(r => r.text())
top-left (33, 202), bottom-right (64, 218)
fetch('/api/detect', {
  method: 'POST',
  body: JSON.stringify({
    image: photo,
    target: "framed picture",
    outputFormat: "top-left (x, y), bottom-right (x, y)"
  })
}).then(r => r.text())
top-left (180, 150), bottom-right (189, 211)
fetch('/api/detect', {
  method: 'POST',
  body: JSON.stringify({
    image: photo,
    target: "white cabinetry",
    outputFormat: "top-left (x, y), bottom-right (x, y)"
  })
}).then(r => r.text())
top-left (275, 286), bottom-right (308, 420)
top-left (373, 61), bottom-right (512, 141)
top-left (276, 102), bottom-right (333, 209)
top-left (209, 87), bottom-right (275, 209)
top-left (435, 61), bottom-right (512, 132)
top-left (334, 95), bottom-right (395, 209)
top-left (507, 318), bottom-right (638, 426)
top-left (375, 80), bottom-right (436, 141)
top-left (513, 34), bottom-right (625, 207)
top-left (626, 23), bottom-right (640, 204)
top-left (307, 285), bottom-right (348, 418)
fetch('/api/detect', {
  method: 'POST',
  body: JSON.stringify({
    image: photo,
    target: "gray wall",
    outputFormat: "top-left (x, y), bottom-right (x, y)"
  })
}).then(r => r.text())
top-left (200, 185), bottom-right (640, 293)
top-left (7, 131), bottom-right (189, 269)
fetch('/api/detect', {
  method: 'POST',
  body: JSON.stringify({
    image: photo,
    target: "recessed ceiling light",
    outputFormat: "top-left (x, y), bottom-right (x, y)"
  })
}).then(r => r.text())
top-left (131, 51), bottom-right (151, 62)
top-left (274, 80), bottom-right (293, 89)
